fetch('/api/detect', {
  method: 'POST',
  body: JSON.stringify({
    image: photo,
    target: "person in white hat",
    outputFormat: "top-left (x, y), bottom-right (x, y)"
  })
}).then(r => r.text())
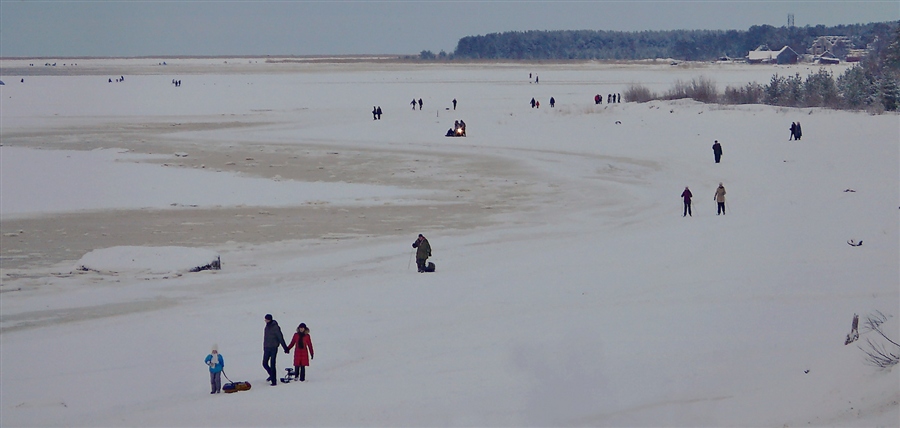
top-left (204, 344), bottom-right (224, 394)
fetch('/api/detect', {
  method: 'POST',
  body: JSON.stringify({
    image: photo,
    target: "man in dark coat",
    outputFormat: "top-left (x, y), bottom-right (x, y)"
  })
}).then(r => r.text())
top-left (795, 122), bottom-right (802, 140)
top-left (263, 314), bottom-right (288, 386)
top-left (681, 186), bottom-right (693, 217)
top-left (712, 140), bottom-right (722, 163)
top-left (412, 234), bottom-right (432, 273)
top-left (790, 122), bottom-right (797, 140)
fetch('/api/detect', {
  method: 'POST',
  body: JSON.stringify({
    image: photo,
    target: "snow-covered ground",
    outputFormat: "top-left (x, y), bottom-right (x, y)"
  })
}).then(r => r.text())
top-left (1, 59), bottom-right (897, 427)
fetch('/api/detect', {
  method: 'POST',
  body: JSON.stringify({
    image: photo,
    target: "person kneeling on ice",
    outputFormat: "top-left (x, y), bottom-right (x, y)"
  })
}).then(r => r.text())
top-left (412, 234), bottom-right (432, 273)
top-left (286, 323), bottom-right (314, 382)
top-left (205, 345), bottom-right (224, 394)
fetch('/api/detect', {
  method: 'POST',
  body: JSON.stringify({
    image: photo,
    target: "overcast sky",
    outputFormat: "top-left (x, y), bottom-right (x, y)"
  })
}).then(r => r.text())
top-left (1, 1), bottom-right (897, 58)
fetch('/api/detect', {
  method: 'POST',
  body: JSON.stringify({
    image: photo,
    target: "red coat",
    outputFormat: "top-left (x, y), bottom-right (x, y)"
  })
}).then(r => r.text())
top-left (287, 333), bottom-right (314, 367)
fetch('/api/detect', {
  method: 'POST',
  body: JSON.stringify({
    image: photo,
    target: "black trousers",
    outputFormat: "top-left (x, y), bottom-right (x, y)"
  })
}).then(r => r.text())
top-left (416, 258), bottom-right (427, 272)
top-left (294, 366), bottom-right (306, 381)
top-left (263, 347), bottom-right (279, 383)
top-left (714, 154), bottom-right (721, 163)
top-left (683, 201), bottom-right (692, 217)
top-left (717, 202), bottom-right (726, 215)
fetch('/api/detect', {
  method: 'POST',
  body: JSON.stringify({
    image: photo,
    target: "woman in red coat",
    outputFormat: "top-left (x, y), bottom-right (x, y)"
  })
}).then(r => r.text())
top-left (286, 323), bottom-right (314, 381)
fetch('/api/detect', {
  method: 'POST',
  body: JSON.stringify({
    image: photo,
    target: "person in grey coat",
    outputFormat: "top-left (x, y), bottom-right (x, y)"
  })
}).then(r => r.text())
top-left (262, 314), bottom-right (288, 386)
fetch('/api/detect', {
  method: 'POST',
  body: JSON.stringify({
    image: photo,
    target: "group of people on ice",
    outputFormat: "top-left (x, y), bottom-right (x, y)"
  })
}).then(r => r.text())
top-left (446, 120), bottom-right (466, 137)
top-left (531, 97), bottom-right (556, 108)
top-left (680, 182), bottom-right (727, 217)
top-left (595, 93), bottom-right (621, 104)
top-left (679, 140), bottom-right (729, 217)
top-left (203, 314), bottom-right (314, 393)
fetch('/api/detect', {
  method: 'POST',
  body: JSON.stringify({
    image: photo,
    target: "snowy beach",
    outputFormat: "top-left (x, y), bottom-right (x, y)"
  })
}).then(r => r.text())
top-left (1, 58), bottom-right (897, 426)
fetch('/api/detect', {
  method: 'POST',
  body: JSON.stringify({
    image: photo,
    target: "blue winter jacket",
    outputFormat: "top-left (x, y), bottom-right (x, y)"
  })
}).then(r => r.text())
top-left (205, 353), bottom-right (224, 373)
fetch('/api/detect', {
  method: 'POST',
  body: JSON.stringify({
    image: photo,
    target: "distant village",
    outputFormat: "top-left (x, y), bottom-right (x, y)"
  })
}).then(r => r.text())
top-left (743, 35), bottom-right (875, 65)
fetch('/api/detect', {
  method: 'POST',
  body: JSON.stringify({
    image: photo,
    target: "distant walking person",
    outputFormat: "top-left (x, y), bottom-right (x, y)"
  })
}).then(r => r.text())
top-left (549, 97), bottom-right (555, 108)
top-left (376, 106), bottom-right (382, 120)
top-left (262, 314), bottom-right (288, 386)
top-left (594, 94), bottom-right (601, 105)
top-left (372, 106), bottom-right (378, 120)
top-left (411, 99), bottom-right (417, 110)
top-left (794, 122), bottom-right (802, 140)
top-left (714, 182), bottom-right (726, 215)
top-left (412, 234), bottom-right (432, 273)
top-left (418, 98), bottom-right (423, 110)
top-left (452, 98), bottom-right (457, 110)
top-left (712, 140), bottom-right (723, 163)
top-left (530, 98), bottom-right (536, 108)
top-left (681, 186), bottom-right (693, 217)
top-left (204, 345), bottom-right (224, 394)
top-left (286, 323), bottom-right (314, 382)
top-left (790, 122), bottom-right (797, 140)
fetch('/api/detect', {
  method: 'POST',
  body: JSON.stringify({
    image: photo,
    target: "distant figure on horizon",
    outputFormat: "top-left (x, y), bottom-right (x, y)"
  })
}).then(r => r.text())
top-left (712, 140), bottom-right (723, 163)
top-left (376, 106), bottom-right (383, 120)
top-left (530, 98), bottom-right (536, 108)
top-left (411, 98), bottom-right (417, 110)
top-left (790, 122), bottom-right (797, 140)
top-left (549, 97), bottom-right (555, 108)
top-left (535, 75), bottom-right (539, 84)
top-left (418, 98), bottom-right (423, 110)
top-left (452, 98), bottom-right (457, 110)
top-left (795, 122), bottom-right (802, 140)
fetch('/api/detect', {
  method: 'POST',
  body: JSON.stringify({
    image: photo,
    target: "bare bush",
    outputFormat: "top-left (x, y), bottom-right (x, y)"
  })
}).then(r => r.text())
top-left (723, 83), bottom-right (765, 104)
top-left (663, 77), bottom-right (718, 103)
top-left (858, 311), bottom-right (900, 369)
top-left (624, 84), bottom-right (656, 103)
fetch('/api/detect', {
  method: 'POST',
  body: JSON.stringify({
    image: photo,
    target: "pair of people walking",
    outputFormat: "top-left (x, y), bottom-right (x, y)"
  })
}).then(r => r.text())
top-left (681, 183), bottom-right (726, 217)
top-left (262, 314), bottom-right (314, 385)
top-left (790, 122), bottom-right (802, 140)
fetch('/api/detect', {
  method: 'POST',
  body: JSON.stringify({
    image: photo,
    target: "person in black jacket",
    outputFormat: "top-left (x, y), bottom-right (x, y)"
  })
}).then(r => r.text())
top-left (262, 314), bottom-right (288, 386)
top-left (681, 186), bottom-right (693, 217)
top-left (412, 234), bottom-right (432, 273)
top-left (712, 140), bottom-right (722, 163)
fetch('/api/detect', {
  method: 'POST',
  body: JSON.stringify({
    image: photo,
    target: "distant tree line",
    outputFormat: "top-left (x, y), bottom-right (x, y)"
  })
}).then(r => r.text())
top-left (623, 26), bottom-right (900, 112)
top-left (427, 22), bottom-right (897, 61)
